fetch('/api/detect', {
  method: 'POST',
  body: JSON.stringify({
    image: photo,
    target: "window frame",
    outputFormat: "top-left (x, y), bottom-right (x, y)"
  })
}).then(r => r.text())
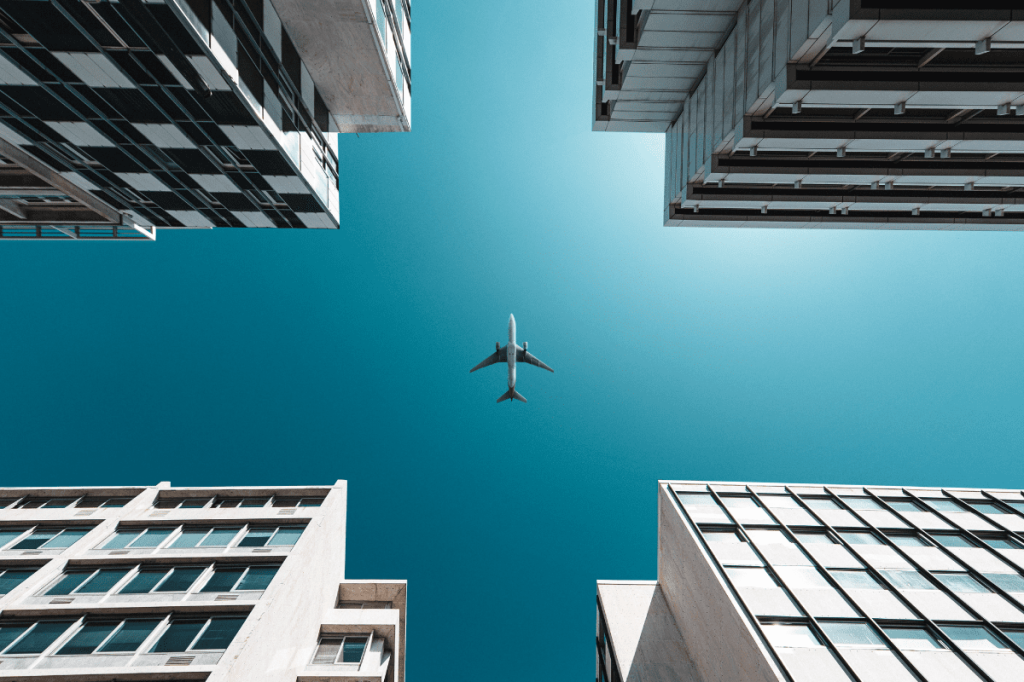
top-left (237, 525), bottom-right (305, 548)
top-left (310, 632), bottom-right (373, 666)
top-left (0, 567), bottom-right (36, 595)
top-left (9, 527), bottom-right (90, 551)
top-left (52, 617), bottom-right (164, 656)
top-left (101, 527), bottom-right (175, 550)
top-left (148, 615), bottom-right (247, 653)
top-left (0, 619), bottom-right (76, 656)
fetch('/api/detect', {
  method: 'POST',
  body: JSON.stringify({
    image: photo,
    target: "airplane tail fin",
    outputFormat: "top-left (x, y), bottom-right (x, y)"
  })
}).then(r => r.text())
top-left (497, 388), bottom-right (527, 403)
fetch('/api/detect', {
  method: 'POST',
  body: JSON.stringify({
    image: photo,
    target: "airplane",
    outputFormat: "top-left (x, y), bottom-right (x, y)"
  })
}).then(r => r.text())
top-left (471, 314), bottom-right (553, 403)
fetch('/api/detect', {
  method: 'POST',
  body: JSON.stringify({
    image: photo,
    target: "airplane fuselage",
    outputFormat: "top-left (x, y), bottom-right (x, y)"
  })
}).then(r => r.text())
top-left (507, 314), bottom-right (516, 389)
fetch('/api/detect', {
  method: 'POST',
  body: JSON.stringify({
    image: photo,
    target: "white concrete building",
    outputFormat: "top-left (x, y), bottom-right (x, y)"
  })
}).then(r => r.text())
top-left (598, 480), bottom-right (1024, 682)
top-left (593, 2), bottom-right (1024, 230)
top-left (0, 0), bottom-right (411, 240)
top-left (0, 481), bottom-right (406, 682)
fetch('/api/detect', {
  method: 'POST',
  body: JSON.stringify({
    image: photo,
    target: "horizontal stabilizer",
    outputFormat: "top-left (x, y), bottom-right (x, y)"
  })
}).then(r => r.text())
top-left (497, 388), bottom-right (527, 403)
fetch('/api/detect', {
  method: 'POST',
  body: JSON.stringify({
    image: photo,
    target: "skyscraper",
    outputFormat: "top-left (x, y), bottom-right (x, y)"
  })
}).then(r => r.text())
top-left (0, 481), bottom-right (407, 682)
top-left (598, 480), bottom-right (1024, 682)
top-left (592, 2), bottom-right (1024, 230)
top-left (0, 0), bottom-right (411, 240)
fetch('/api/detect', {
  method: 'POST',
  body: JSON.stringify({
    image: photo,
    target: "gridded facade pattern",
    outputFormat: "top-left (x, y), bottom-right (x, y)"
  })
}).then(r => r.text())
top-left (0, 0), bottom-right (343, 239)
top-left (593, 1), bottom-right (1024, 230)
top-left (0, 481), bottom-right (405, 682)
top-left (674, 482), bottom-right (1024, 682)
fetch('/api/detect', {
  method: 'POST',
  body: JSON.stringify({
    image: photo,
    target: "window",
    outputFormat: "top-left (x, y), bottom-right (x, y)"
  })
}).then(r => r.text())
top-left (76, 498), bottom-right (131, 508)
top-left (9, 528), bottom-right (89, 550)
top-left (120, 567), bottom-right (206, 594)
top-left (0, 621), bottom-right (75, 654)
top-left (150, 616), bottom-right (246, 652)
top-left (312, 635), bottom-right (369, 664)
top-left (886, 500), bottom-right (922, 513)
top-left (775, 566), bottom-right (831, 589)
top-left (821, 622), bottom-right (884, 647)
top-left (0, 530), bottom-right (28, 550)
top-left (761, 495), bottom-right (800, 509)
top-left (985, 573), bottom-right (1024, 593)
top-left (935, 573), bottom-right (988, 594)
top-left (1006, 502), bottom-right (1024, 514)
top-left (726, 567), bottom-right (777, 589)
top-left (981, 537), bottom-right (1023, 551)
top-left (842, 497), bottom-right (883, 511)
top-left (171, 527), bottom-right (241, 548)
top-left (932, 535), bottom-right (973, 549)
top-left (678, 493), bottom-right (717, 506)
top-left (0, 568), bottom-right (35, 594)
top-left (156, 498), bottom-right (212, 509)
top-left (375, 0), bottom-right (386, 39)
top-left (762, 623), bottom-right (821, 648)
top-left (795, 532), bottom-right (835, 544)
top-left (102, 528), bottom-right (173, 550)
top-left (200, 565), bottom-right (278, 592)
top-left (1004, 631), bottom-right (1024, 649)
top-left (924, 499), bottom-right (963, 512)
top-left (237, 526), bottom-right (303, 547)
top-left (804, 498), bottom-right (841, 511)
top-left (831, 570), bottom-right (884, 591)
top-left (15, 498), bottom-right (78, 509)
top-left (885, 627), bottom-right (945, 651)
top-left (56, 618), bottom-right (161, 655)
top-left (703, 530), bottom-right (742, 543)
top-left (46, 568), bottom-right (130, 595)
top-left (887, 534), bottom-right (929, 547)
top-left (972, 503), bottom-right (1007, 515)
top-left (941, 626), bottom-right (1007, 651)
top-left (840, 532), bottom-right (882, 545)
top-left (881, 570), bottom-right (935, 590)
top-left (746, 529), bottom-right (790, 544)
top-left (721, 497), bottom-right (760, 509)
top-left (213, 497), bottom-right (269, 508)
top-left (272, 497), bottom-right (325, 508)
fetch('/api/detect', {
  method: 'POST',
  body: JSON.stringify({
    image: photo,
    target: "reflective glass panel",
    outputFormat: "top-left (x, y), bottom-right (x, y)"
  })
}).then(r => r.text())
top-left (120, 570), bottom-right (168, 594)
top-left (299, 499), bottom-right (324, 507)
top-left (198, 528), bottom-right (239, 547)
top-left (193, 617), bottom-right (245, 650)
top-left (776, 566), bottom-right (831, 589)
top-left (925, 499), bottom-right (962, 512)
top-left (238, 529), bottom-right (273, 547)
top-left (57, 622), bottom-right (117, 655)
top-left (78, 569), bottom-right (129, 593)
top-left (763, 624), bottom-right (820, 648)
top-left (796, 533), bottom-right (835, 544)
top-left (0, 624), bottom-right (29, 653)
top-left (982, 537), bottom-right (1021, 550)
top-left (102, 531), bottom-right (140, 550)
top-left (935, 573), bottom-right (988, 594)
top-left (7, 621), bottom-right (74, 654)
top-left (985, 573), bottom-right (1024, 593)
top-left (0, 529), bottom-right (26, 549)
top-left (832, 571), bottom-right (883, 591)
top-left (972, 504), bottom-right (1006, 515)
top-left (130, 529), bottom-right (172, 548)
top-left (840, 532), bottom-right (882, 545)
top-left (1004, 631), bottom-right (1024, 650)
top-left (887, 501), bottom-right (920, 512)
top-left (237, 566), bottom-right (278, 590)
top-left (804, 498), bottom-right (840, 510)
top-left (726, 567), bottom-right (776, 589)
top-left (821, 622), bottom-right (883, 647)
top-left (12, 530), bottom-right (57, 550)
top-left (171, 529), bottom-right (208, 548)
top-left (843, 497), bottom-right (883, 511)
top-left (703, 531), bottom-right (742, 543)
top-left (98, 619), bottom-right (161, 652)
top-left (341, 636), bottom-right (367, 663)
top-left (888, 535), bottom-right (928, 547)
top-left (882, 570), bottom-right (935, 590)
top-left (151, 620), bottom-right (204, 652)
top-left (200, 567), bottom-right (244, 593)
top-left (746, 530), bottom-right (790, 544)
top-left (267, 527), bottom-right (303, 546)
top-left (46, 572), bottom-right (91, 596)
top-left (678, 493), bottom-right (716, 505)
top-left (942, 626), bottom-right (1006, 650)
top-left (933, 535), bottom-right (972, 548)
top-left (0, 570), bottom-right (33, 594)
top-left (44, 530), bottom-right (88, 549)
top-left (885, 628), bottom-right (943, 651)
top-left (721, 497), bottom-right (759, 509)
top-left (154, 567), bottom-right (204, 592)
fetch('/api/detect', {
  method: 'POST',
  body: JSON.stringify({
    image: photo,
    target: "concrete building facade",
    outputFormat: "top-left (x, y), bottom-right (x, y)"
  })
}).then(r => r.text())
top-left (0, 481), bottom-right (406, 682)
top-left (598, 480), bottom-right (1024, 682)
top-left (592, 2), bottom-right (1024, 230)
top-left (0, 0), bottom-right (411, 240)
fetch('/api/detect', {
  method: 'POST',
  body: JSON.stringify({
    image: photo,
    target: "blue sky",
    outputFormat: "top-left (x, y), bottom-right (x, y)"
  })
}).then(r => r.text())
top-left (3, 0), bottom-right (1024, 680)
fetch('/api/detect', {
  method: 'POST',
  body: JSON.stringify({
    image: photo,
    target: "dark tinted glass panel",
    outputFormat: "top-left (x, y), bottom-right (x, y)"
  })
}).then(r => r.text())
top-left (934, 535), bottom-right (973, 548)
top-left (342, 637), bottom-right (367, 662)
top-left (155, 567), bottom-right (204, 592)
top-left (199, 528), bottom-right (238, 547)
top-left (78, 569), bottom-right (129, 593)
top-left (200, 567), bottom-right (244, 592)
top-left (120, 571), bottom-right (168, 594)
top-left (46, 572), bottom-right (91, 596)
top-left (0, 570), bottom-right (34, 594)
top-left (57, 622), bottom-right (117, 655)
top-left (12, 530), bottom-right (57, 550)
top-left (104, 499), bottom-right (131, 508)
top-left (237, 566), bottom-right (278, 590)
top-left (180, 499), bottom-right (209, 508)
top-left (172, 529), bottom-right (207, 548)
top-left (8, 621), bottom-right (74, 654)
top-left (300, 499), bottom-right (324, 507)
top-left (192, 617), bottom-right (245, 650)
top-left (151, 620), bottom-right (205, 653)
top-left (103, 531), bottom-right (139, 549)
top-left (0, 530), bottom-right (26, 548)
top-left (131, 529), bottom-right (172, 548)
top-left (99, 619), bottom-right (161, 652)
top-left (0, 624), bottom-right (29, 652)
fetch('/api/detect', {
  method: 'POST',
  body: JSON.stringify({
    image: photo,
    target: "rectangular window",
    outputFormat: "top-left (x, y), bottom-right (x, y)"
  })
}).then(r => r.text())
top-left (103, 528), bottom-right (173, 550)
top-left (985, 573), bottom-right (1024, 593)
top-left (0, 529), bottom-right (29, 549)
top-left (1005, 631), bottom-right (1024, 649)
top-left (761, 495), bottom-right (800, 509)
top-left (981, 537), bottom-right (1023, 550)
top-left (151, 616), bottom-right (245, 652)
top-left (881, 570), bottom-right (935, 590)
top-left (795, 532), bottom-right (835, 544)
top-left (886, 500), bottom-right (921, 512)
top-left (200, 564), bottom-right (278, 592)
top-left (762, 624), bottom-right (821, 648)
top-left (77, 497), bottom-right (131, 508)
top-left (932, 535), bottom-right (973, 548)
top-left (2, 621), bottom-right (75, 654)
top-left (804, 498), bottom-right (840, 510)
top-left (840, 532), bottom-right (882, 545)
top-left (703, 530), bottom-right (742, 543)
top-left (746, 529), bottom-right (790, 545)
top-left (117, 567), bottom-right (206, 595)
top-left (239, 526), bottom-right (304, 547)
top-left (831, 570), bottom-right (884, 591)
top-left (678, 493), bottom-right (717, 506)
top-left (821, 622), bottom-right (884, 647)
top-left (935, 573), bottom-right (988, 594)
top-left (721, 497), bottom-right (760, 509)
top-left (312, 635), bottom-right (369, 664)
top-left (1007, 502), bottom-right (1024, 514)
top-left (12, 529), bottom-right (88, 550)
top-left (171, 528), bottom-right (241, 548)
top-left (885, 627), bottom-right (944, 651)
top-left (887, 534), bottom-right (929, 547)
top-left (179, 498), bottom-right (212, 509)
top-left (941, 626), bottom-right (1007, 651)
top-left (972, 504), bottom-right (1007, 515)
top-left (273, 497), bottom-right (325, 508)
top-left (0, 568), bottom-right (35, 594)
top-left (155, 567), bottom-right (205, 592)
top-left (775, 566), bottom-right (831, 589)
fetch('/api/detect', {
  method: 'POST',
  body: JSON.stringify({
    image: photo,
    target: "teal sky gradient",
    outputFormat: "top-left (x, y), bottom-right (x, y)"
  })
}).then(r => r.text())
top-left (2, 0), bottom-right (1024, 680)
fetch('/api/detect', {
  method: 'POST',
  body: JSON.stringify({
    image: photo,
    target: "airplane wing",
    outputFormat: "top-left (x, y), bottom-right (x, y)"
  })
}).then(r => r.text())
top-left (517, 348), bottom-right (553, 372)
top-left (470, 346), bottom-right (507, 372)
